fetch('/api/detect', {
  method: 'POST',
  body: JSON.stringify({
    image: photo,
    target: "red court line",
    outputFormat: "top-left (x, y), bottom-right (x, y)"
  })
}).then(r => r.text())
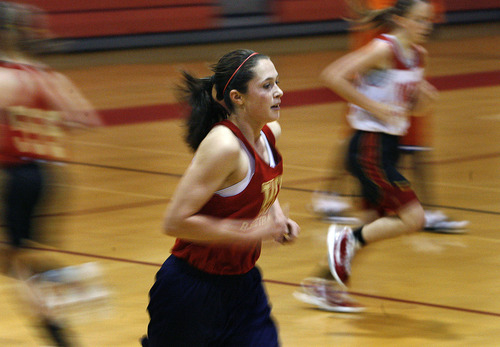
top-left (99, 70), bottom-right (500, 126)
top-left (99, 103), bottom-right (183, 126)
top-left (10, 243), bottom-right (500, 318)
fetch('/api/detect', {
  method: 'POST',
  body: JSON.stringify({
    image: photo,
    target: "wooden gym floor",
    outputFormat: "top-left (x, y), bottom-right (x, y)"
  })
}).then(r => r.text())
top-left (0, 22), bottom-right (499, 346)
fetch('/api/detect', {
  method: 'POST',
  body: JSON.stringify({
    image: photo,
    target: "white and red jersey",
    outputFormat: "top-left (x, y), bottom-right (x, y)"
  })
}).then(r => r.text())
top-left (0, 61), bottom-right (67, 165)
top-left (172, 120), bottom-right (283, 275)
top-left (347, 34), bottom-right (425, 136)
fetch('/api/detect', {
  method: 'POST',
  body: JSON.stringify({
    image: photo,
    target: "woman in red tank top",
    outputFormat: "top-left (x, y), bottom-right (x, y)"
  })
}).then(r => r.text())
top-left (142, 49), bottom-right (299, 347)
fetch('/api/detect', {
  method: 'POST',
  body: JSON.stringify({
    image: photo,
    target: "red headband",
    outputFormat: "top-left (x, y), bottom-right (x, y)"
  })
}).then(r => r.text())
top-left (222, 52), bottom-right (259, 95)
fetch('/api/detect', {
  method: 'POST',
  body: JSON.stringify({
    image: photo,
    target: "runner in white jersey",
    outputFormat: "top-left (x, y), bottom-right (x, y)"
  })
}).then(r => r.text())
top-left (321, 0), bottom-right (438, 289)
top-left (347, 33), bottom-right (424, 136)
top-left (309, 0), bottom-right (466, 234)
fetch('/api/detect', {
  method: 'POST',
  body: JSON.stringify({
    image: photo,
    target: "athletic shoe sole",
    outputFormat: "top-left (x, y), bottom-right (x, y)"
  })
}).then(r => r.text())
top-left (423, 227), bottom-right (468, 234)
top-left (424, 220), bottom-right (469, 234)
top-left (323, 215), bottom-right (362, 225)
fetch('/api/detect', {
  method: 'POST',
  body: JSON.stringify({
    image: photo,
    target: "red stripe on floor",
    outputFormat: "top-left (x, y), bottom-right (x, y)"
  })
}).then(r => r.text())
top-left (99, 70), bottom-right (500, 126)
top-left (99, 103), bottom-right (184, 126)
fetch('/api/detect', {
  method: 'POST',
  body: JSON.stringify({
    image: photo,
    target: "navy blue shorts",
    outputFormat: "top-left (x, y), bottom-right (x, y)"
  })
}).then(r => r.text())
top-left (2, 162), bottom-right (44, 247)
top-left (143, 255), bottom-right (279, 347)
top-left (347, 130), bottom-right (419, 214)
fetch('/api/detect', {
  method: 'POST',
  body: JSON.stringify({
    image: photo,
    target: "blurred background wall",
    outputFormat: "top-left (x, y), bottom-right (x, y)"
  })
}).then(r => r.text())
top-left (11, 0), bottom-right (500, 52)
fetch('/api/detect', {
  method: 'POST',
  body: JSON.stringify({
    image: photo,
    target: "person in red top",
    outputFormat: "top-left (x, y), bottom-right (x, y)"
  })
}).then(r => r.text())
top-left (0, 3), bottom-right (100, 346)
top-left (141, 49), bottom-right (300, 346)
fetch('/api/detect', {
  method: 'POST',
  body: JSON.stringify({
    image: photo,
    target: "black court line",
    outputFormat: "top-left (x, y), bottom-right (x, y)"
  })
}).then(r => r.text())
top-left (63, 150), bottom-right (500, 178)
top-left (282, 187), bottom-right (500, 216)
top-left (7, 243), bottom-right (500, 319)
top-left (57, 159), bottom-right (499, 216)
top-left (23, 196), bottom-right (498, 221)
top-left (60, 159), bottom-right (183, 178)
top-left (13, 193), bottom-right (495, 223)
top-left (34, 198), bottom-right (169, 218)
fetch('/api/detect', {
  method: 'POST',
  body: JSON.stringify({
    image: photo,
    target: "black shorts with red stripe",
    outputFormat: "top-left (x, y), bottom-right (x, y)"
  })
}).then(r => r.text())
top-left (347, 130), bottom-right (419, 215)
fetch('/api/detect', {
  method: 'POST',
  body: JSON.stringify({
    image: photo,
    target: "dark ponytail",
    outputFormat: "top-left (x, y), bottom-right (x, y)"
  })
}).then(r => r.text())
top-left (178, 49), bottom-right (268, 151)
top-left (178, 71), bottom-right (228, 151)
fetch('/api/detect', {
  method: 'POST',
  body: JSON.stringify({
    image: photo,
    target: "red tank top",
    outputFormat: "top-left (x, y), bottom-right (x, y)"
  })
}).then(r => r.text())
top-left (0, 61), bottom-right (67, 165)
top-left (171, 120), bottom-right (283, 275)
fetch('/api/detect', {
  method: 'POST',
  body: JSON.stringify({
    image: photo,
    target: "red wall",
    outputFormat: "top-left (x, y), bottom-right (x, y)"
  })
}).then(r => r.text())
top-left (10, 0), bottom-right (500, 39)
top-left (12, 0), bottom-right (219, 38)
top-left (444, 0), bottom-right (499, 11)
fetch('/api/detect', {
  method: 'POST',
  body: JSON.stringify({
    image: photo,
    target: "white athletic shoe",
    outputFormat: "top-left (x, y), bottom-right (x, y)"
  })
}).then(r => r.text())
top-left (293, 277), bottom-right (365, 313)
top-left (310, 191), bottom-right (352, 216)
top-left (423, 210), bottom-right (469, 234)
top-left (28, 262), bottom-right (111, 321)
top-left (327, 224), bottom-right (356, 287)
top-left (309, 191), bottom-right (362, 224)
